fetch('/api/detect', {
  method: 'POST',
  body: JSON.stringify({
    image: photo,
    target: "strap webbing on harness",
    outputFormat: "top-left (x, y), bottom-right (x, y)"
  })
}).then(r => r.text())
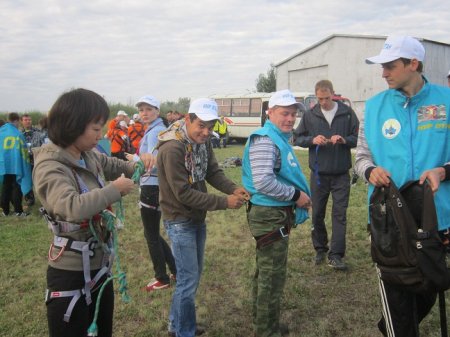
top-left (42, 161), bottom-right (147, 337)
top-left (46, 289), bottom-right (84, 322)
top-left (255, 224), bottom-right (291, 249)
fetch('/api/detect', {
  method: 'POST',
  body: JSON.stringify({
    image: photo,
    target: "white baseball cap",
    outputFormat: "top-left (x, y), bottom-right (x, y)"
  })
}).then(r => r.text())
top-left (117, 110), bottom-right (128, 116)
top-left (268, 89), bottom-right (301, 108)
top-left (129, 120), bottom-right (135, 125)
top-left (366, 36), bottom-right (425, 64)
top-left (135, 95), bottom-right (160, 109)
top-left (188, 98), bottom-right (219, 121)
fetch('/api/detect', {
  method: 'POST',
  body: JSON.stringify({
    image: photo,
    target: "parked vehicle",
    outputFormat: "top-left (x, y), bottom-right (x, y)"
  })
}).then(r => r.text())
top-left (209, 92), bottom-right (314, 143)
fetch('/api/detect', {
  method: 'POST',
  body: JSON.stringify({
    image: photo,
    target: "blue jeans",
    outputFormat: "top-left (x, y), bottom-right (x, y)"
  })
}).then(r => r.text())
top-left (164, 219), bottom-right (206, 337)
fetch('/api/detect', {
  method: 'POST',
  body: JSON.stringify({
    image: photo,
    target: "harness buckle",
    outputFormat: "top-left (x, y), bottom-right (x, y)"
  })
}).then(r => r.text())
top-left (279, 226), bottom-right (289, 239)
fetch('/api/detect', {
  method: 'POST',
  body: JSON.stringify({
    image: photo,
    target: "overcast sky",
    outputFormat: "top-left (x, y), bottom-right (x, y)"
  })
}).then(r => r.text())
top-left (1, 0), bottom-right (449, 112)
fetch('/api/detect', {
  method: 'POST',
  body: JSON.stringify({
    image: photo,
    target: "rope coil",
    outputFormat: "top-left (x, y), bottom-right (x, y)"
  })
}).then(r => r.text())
top-left (87, 161), bottom-right (145, 336)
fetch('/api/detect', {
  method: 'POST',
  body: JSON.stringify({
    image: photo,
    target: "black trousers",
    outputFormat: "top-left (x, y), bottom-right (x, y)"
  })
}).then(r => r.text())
top-left (310, 172), bottom-right (350, 258)
top-left (140, 185), bottom-right (176, 283)
top-left (46, 267), bottom-right (114, 337)
top-left (378, 273), bottom-right (437, 337)
top-left (1, 174), bottom-right (23, 214)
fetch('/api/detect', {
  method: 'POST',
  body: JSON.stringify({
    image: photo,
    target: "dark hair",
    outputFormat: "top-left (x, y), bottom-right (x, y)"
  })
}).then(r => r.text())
top-left (48, 88), bottom-right (110, 147)
top-left (188, 113), bottom-right (216, 127)
top-left (400, 58), bottom-right (423, 73)
top-left (21, 113), bottom-right (31, 120)
top-left (39, 116), bottom-right (48, 129)
top-left (188, 113), bottom-right (197, 123)
top-left (0, 119), bottom-right (5, 127)
top-left (8, 112), bottom-right (20, 122)
top-left (160, 116), bottom-right (169, 127)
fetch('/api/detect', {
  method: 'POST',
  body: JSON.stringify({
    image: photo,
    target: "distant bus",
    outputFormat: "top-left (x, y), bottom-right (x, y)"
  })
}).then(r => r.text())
top-left (209, 92), bottom-right (315, 142)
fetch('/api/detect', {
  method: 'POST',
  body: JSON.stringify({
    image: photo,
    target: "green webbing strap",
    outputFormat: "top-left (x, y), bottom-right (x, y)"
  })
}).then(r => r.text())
top-left (131, 160), bottom-right (145, 183)
top-left (87, 162), bottom-right (145, 336)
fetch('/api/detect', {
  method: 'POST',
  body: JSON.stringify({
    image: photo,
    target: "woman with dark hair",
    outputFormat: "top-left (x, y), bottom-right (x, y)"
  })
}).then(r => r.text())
top-left (33, 88), bottom-right (154, 337)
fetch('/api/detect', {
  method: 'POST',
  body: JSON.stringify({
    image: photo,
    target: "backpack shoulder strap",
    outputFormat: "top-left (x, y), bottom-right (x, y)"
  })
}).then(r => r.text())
top-left (399, 180), bottom-right (438, 232)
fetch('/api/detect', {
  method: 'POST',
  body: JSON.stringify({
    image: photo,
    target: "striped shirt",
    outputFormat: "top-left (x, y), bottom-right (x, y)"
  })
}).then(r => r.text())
top-left (248, 135), bottom-right (295, 201)
top-left (354, 117), bottom-right (374, 181)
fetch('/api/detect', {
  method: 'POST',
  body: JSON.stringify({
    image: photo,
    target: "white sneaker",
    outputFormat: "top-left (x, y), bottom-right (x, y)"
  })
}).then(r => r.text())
top-left (15, 212), bottom-right (30, 217)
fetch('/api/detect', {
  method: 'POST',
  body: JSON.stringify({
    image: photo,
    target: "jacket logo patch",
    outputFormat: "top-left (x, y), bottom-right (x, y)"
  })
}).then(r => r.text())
top-left (382, 119), bottom-right (401, 139)
top-left (287, 152), bottom-right (297, 167)
top-left (417, 105), bottom-right (447, 122)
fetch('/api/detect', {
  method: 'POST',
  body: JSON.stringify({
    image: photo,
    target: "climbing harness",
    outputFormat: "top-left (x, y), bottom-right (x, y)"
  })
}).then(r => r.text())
top-left (42, 161), bottom-right (146, 336)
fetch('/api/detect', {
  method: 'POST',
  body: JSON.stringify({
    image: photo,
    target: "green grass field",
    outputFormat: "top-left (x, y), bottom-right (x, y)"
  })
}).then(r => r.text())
top-left (0, 145), bottom-right (447, 337)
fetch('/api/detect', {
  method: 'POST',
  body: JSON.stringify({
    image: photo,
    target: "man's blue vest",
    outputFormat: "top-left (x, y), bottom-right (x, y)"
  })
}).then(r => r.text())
top-left (242, 120), bottom-right (310, 225)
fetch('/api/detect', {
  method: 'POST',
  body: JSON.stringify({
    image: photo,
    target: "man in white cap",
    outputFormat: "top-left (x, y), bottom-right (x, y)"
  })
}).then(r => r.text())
top-left (355, 36), bottom-right (450, 337)
top-left (295, 80), bottom-right (359, 271)
top-left (242, 89), bottom-right (311, 337)
top-left (156, 98), bottom-right (249, 337)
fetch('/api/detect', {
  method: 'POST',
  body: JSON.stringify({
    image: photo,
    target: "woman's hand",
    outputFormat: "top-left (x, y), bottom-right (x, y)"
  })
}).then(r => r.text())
top-left (139, 153), bottom-right (157, 171)
top-left (112, 174), bottom-right (135, 196)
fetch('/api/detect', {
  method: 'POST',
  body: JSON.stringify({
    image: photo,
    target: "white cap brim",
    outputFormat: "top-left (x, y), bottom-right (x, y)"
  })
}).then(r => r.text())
top-left (189, 111), bottom-right (218, 122)
top-left (135, 101), bottom-right (158, 109)
top-left (365, 54), bottom-right (400, 64)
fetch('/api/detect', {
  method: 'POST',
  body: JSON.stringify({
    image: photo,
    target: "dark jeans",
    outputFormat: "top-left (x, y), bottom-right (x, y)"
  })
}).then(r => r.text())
top-left (1, 174), bottom-right (23, 214)
top-left (310, 172), bottom-right (350, 258)
top-left (46, 267), bottom-right (114, 337)
top-left (140, 185), bottom-right (176, 283)
top-left (219, 136), bottom-right (227, 148)
top-left (378, 273), bottom-right (437, 337)
top-left (211, 137), bottom-right (220, 148)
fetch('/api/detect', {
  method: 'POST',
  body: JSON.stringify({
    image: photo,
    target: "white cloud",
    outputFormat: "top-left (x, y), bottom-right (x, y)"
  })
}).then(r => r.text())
top-left (0, 0), bottom-right (449, 111)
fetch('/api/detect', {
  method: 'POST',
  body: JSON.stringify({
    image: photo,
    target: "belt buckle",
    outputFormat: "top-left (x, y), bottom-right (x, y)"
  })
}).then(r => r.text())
top-left (279, 226), bottom-right (288, 239)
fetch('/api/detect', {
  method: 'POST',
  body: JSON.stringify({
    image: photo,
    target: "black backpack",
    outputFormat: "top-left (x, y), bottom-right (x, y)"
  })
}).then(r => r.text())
top-left (369, 179), bottom-right (450, 293)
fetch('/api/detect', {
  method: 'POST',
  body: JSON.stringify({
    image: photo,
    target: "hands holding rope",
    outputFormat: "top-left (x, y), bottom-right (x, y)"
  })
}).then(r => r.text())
top-left (113, 153), bottom-right (157, 196)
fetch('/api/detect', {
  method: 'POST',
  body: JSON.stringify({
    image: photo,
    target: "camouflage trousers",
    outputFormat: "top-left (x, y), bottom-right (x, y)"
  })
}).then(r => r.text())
top-left (247, 204), bottom-right (294, 337)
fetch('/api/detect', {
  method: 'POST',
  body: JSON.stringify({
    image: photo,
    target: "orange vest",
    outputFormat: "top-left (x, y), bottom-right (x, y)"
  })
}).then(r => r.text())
top-left (128, 122), bottom-right (145, 151)
top-left (106, 119), bottom-right (117, 139)
top-left (110, 128), bottom-right (128, 153)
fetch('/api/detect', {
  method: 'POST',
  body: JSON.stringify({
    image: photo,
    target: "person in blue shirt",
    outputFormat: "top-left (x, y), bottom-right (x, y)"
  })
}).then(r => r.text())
top-left (131, 95), bottom-right (177, 291)
top-left (355, 36), bottom-right (450, 337)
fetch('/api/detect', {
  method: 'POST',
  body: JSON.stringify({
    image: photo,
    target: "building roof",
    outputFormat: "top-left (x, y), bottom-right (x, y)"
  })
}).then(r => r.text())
top-left (275, 33), bottom-right (450, 66)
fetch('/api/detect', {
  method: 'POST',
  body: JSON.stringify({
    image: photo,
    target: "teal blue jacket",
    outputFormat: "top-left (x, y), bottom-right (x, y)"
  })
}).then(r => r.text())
top-left (365, 79), bottom-right (450, 230)
top-left (0, 123), bottom-right (32, 194)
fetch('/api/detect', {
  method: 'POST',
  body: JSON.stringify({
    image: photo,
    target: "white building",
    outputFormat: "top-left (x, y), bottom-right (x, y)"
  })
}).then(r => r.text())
top-left (275, 34), bottom-right (450, 117)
